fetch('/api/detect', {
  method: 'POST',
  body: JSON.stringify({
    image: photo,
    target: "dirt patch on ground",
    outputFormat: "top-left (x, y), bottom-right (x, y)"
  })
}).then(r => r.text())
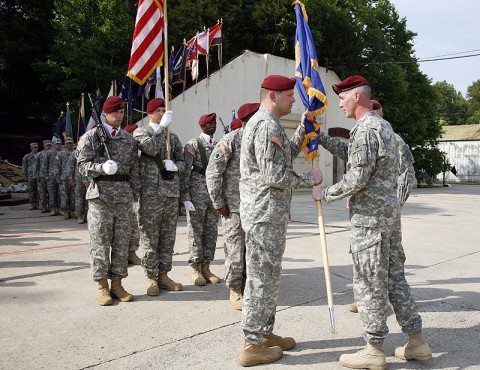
top-left (0, 160), bottom-right (24, 187)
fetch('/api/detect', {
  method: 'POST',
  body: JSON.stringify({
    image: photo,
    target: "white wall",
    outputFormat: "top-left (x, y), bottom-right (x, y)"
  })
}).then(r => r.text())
top-left (163, 50), bottom-right (353, 186)
top-left (437, 141), bottom-right (480, 183)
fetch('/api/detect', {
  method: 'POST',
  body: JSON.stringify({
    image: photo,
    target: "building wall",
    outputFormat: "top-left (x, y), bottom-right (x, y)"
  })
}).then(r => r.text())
top-left (437, 141), bottom-right (480, 183)
top-left (141, 50), bottom-right (353, 187)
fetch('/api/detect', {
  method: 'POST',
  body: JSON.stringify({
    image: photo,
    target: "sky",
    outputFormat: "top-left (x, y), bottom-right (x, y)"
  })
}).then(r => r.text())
top-left (390, 0), bottom-right (480, 97)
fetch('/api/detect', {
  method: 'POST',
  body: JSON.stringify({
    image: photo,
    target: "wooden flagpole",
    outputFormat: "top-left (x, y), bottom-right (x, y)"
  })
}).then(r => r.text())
top-left (312, 156), bottom-right (335, 332)
top-left (163, 0), bottom-right (171, 159)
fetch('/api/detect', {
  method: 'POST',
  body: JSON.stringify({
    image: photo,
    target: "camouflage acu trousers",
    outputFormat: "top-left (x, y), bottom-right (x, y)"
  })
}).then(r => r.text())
top-left (27, 179), bottom-right (38, 203)
top-left (129, 207), bottom-right (140, 252)
top-left (139, 196), bottom-right (179, 277)
top-left (47, 179), bottom-right (60, 208)
top-left (186, 199), bottom-right (219, 266)
top-left (241, 221), bottom-right (287, 344)
top-left (60, 181), bottom-right (75, 212)
top-left (37, 178), bottom-right (48, 206)
top-left (74, 182), bottom-right (87, 216)
top-left (352, 210), bottom-right (422, 343)
top-left (223, 212), bottom-right (246, 289)
top-left (87, 198), bottom-right (132, 282)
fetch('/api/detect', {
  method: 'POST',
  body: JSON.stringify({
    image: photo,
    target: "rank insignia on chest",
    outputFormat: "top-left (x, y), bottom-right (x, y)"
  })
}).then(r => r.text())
top-left (271, 134), bottom-right (283, 148)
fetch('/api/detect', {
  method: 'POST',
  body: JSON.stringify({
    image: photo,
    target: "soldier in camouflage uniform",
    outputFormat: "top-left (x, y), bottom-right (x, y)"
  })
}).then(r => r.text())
top-left (182, 112), bottom-right (221, 286)
top-left (36, 140), bottom-right (52, 213)
top-left (76, 96), bottom-right (141, 306)
top-left (22, 142), bottom-right (39, 209)
top-left (348, 100), bottom-right (416, 315)
top-left (133, 98), bottom-right (185, 295)
top-left (70, 147), bottom-right (89, 224)
top-left (55, 137), bottom-right (76, 219)
top-left (371, 99), bottom-right (416, 206)
top-left (312, 76), bottom-right (431, 369)
top-left (238, 75), bottom-right (323, 367)
top-left (43, 138), bottom-right (63, 216)
top-left (205, 103), bottom-right (259, 311)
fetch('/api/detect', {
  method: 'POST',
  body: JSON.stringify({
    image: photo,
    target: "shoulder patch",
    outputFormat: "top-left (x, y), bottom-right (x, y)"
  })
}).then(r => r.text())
top-left (271, 134), bottom-right (283, 148)
top-left (186, 146), bottom-right (195, 156)
top-left (219, 143), bottom-right (228, 154)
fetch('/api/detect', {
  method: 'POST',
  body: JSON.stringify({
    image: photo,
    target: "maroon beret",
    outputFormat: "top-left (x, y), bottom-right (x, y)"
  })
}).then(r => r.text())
top-left (332, 75), bottom-right (370, 95)
top-left (237, 103), bottom-right (260, 121)
top-left (123, 123), bottom-right (138, 134)
top-left (103, 96), bottom-right (125, 113)
top-left (230, 118), bottom-right (242, 131)
top-left (371, 99), bottom-right (382, 110)
top-left (199, 112), bottom-right (216, 126)
top-left (261, 75), bottom-right (296, 91)
top-left (146, 98), bottom-right (165, 114)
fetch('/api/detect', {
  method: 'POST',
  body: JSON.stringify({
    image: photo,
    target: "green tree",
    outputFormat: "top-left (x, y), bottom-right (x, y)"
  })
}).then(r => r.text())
top-left (432, 81), bottom-right (470, 125)
top-left (38, 0), bottom-right (136, 118)
top-left (466, 79), bottom-right (480, 124)
top-left (411, 146), bottom-right (446, 186)
top-left (0, 0), bottom-right (55, 119)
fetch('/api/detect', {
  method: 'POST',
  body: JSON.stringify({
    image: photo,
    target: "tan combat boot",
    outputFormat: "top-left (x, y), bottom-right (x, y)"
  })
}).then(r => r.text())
top-left (191, 264), bottom-right (206, 286)
top-left (238, 340), bottom-right (283, 367)
top-left (97, 279), bottom-right (112, 306)
top-left (394, 333), bottom-right (432, 361)
top-left (146, 278), bottom-right (160, 296)
top-left (41, 205), bottom-right (48, 213)
top-left (63, 210), bottom-right (70, 219)
top-left (127, 250), bottom-right (142, 265)
top-left (110, 279), bottom-right (134, 302)
top-left (262, 333), bottom-right (296, 351)
top-left (49, 207), bottom-right (58, 216)
top-left (28, 203), bottom-right (36, 210)
top-left (230, 288), bottom-right (243, 310)
top-left (339, 342), bottom-right (386, 370)
top-left (77, 214), bottom-right (85, 224)
top-left (348, 303), bottom-right (359, 313)
top-left (158, 273), bottom-right (183, 291)
top-left (202, 263), bottom-right (221, 284)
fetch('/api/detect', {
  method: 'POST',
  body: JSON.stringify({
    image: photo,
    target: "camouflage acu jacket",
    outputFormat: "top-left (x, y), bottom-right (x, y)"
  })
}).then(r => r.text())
top-left (239, 108), bottom-right (316, 227)
top-left (206, 127), bottom-right (243, 212)
top-left (76, 127), bottom-right (140, 203)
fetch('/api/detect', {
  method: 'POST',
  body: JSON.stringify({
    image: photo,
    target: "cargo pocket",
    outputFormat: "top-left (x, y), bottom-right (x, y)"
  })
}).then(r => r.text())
top-left (349, 215), bottom-right (382, 254)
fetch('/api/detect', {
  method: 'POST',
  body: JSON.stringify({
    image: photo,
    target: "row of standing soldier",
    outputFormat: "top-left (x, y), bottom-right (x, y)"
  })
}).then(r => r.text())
top-left (22, 137), bottom-right (88, 223)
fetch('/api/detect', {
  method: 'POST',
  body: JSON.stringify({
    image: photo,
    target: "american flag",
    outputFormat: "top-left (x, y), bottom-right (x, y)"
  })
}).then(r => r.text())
top-left (127, 0), bottom-right (164, 85)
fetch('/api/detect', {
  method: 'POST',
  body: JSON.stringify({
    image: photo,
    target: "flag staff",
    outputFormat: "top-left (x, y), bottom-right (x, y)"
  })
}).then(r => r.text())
top-left (293, 0), bottom-right (335, 332)
top-left (312, 157), bottom-right (335, 332)
top-left (163, 0), bottom-right (171, 159)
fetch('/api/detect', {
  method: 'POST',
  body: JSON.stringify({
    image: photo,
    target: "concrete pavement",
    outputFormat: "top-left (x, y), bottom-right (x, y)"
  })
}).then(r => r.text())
top-left (1, 185), bottom-right (479, 369)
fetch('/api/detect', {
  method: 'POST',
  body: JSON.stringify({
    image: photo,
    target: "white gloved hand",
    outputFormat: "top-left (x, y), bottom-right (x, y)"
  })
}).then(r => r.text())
top-left (163, 159), bottom-right (178, 172)
top-left (160, 111), bottom-right (173, 128)
top-left (102, 160), bottom-right (118, 175)
top-left (183, 200), bottom-right (195, 212)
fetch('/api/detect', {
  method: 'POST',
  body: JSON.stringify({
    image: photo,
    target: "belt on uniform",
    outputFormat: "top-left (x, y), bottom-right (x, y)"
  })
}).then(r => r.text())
top-left (96, 174), bottom-right (130, 182)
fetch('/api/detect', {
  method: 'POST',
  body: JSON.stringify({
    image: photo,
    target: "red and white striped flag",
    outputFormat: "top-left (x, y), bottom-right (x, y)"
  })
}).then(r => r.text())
top-left (127, 0), bottom-right (164, 85)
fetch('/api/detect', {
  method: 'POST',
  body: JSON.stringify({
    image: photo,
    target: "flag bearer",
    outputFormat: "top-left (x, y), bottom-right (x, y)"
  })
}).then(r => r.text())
top-left (312, 76), bottom-right (431, 369)
top-left (133, 98), bottom-right (185, 295)
top-left (237, 75), bottom-right (323, 367)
